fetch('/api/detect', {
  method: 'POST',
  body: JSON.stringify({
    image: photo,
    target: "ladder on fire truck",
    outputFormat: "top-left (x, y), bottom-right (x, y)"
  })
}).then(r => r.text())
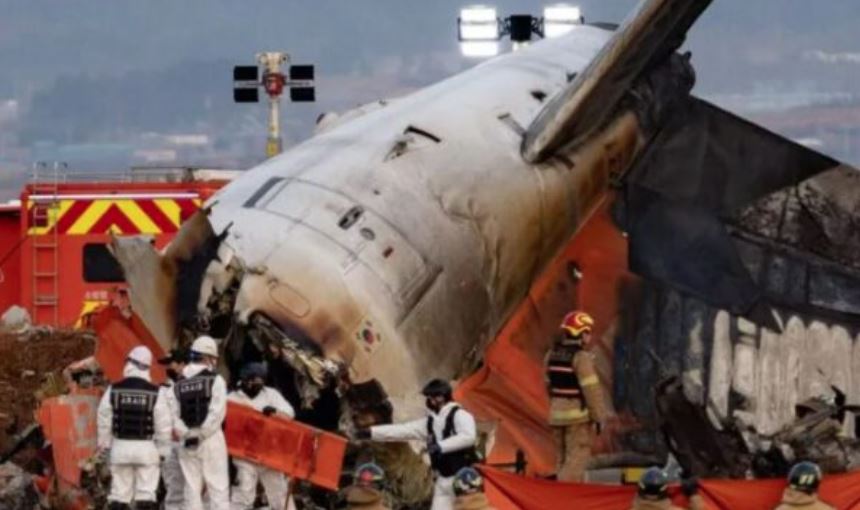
top-left (29, 162), bottom-right (64, 326)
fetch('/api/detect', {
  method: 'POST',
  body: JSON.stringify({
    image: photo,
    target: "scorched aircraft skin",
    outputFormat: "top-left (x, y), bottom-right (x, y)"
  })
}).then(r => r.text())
top-left (113, 0), bottom-right (860, 477)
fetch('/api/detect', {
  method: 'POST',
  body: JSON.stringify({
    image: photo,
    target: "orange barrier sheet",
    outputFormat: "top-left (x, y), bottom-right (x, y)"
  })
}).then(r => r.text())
top-left (458, 196), bottom-right (633, 473)
top-left (224, 401), bottom-right (347, 490)
top-left (37, 394), bottom-right (100, 487)
top-left (481, 466), bottom-right (860, 510)
top-left (92, 306), bottom-right (166, 384)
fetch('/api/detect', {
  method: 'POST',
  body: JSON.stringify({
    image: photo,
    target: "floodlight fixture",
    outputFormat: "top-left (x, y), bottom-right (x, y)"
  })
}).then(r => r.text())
top-left (457, 4), bottom-right (585, 57)
top-left (461, 41), bottom-right (501, 58)
top-left (459, 5), bottom-right (501, 41)
top-left (459, 5), bottom-right (501, 57)
top-left (233, 65), bottom-right (260, 103)
top-left (544, 4), bottom-right (583, 38)
top-left (460, 5), bottom-right (498, 23)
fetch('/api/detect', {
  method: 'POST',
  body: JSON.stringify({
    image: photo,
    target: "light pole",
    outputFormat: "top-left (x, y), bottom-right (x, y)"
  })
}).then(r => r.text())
top-left (233, 53), bottom-right (316, 159)
top-left (259, 52), bottom-right (287, 158)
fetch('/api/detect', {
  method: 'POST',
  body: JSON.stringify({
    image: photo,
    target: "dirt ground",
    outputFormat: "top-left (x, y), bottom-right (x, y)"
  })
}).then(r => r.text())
top-left (0, 329), bottom-right (95, 455)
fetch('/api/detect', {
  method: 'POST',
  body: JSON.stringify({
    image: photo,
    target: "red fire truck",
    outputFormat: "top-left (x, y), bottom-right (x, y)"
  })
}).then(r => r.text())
top-left (0, 167), bottom-right (235, 326)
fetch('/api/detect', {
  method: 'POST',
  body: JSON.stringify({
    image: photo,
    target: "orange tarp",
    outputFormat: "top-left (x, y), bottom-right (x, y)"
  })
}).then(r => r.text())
top-left (224, 401), bottom-right (347, 490)
top-left (457, 196), bottom-right (634, 474)
top-left (481, 466), bottom-right (860, 510)
top-left (92, 306), bottom-right (166, 383)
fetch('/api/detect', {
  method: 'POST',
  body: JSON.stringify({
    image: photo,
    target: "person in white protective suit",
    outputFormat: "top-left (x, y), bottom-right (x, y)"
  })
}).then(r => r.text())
top-left (156, 348), bottom-right (188, 510)
top-left (356, 379), bottom-right (478, 510)
top-left (97, 346), bottom-right (172, 510)
top-left (168, 335), bottom-right (229, 510)
top-left (228, 362), bottom-right (296, 510)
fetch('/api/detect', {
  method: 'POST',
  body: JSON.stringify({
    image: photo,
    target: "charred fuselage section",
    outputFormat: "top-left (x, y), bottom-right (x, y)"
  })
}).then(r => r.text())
top-left (112, 212), bottom-right (395, 437)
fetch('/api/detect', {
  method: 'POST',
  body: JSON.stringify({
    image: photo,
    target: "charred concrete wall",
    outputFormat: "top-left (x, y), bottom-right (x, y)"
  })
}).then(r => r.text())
top-left (613, 238), bottom-right (860, 454)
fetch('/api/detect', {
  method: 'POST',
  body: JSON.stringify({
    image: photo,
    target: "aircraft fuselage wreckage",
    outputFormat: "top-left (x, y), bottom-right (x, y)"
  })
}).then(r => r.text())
top-left (112, 0), bottom-right (860, 481)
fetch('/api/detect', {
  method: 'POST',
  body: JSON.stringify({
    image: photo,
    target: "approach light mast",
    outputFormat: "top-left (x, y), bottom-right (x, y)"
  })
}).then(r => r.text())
top-left (233, 52), bottom-right (316, 158)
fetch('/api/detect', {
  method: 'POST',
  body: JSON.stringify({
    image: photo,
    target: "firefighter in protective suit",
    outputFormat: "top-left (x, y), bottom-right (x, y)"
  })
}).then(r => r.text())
top-left (96, 346), bottom-right (172, 510)
top-left (629, 468), bottom-right (704, 510)
top-left (168, 335), bottom-right (229, 510)
top-left (344, 463), bottom-right (391, 510)
top-left (228, 362), bottom-right (296, 510)
top-left (357, 379), bottom-right (478, 510)
top-left (544, 310), bottom-right (608, 482)
top-left (774, 462), bottom-right (835, 510)
top-left (452, 467), bottom-right (495, 510)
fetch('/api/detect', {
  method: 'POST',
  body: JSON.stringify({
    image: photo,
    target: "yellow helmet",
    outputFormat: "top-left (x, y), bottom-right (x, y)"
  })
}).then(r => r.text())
top-left (560, 311), bottom-right (594, 338)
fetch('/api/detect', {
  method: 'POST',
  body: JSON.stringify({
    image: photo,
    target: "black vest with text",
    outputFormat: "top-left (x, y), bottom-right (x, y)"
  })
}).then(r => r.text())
top-left (427, 406), bottom-right (478, 477)
top-left (546, 344), bottom-right (583, 401)
top-left (174, 369), bottom-right (216, 428)
top-left (110, 377), bottom-right (159, 440)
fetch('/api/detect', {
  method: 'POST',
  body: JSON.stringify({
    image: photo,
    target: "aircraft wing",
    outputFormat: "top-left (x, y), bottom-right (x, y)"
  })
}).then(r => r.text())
top-left (523, 0), bottom-right (712, 162)
top-left (615, 96), bottom-right (860, 326)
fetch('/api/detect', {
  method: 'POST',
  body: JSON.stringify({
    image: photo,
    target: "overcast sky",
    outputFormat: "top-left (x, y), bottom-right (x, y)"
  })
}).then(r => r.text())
top-left (0, 1), bottom-right (858, 196)
top-left (1, 1), bottom-right (856, 90)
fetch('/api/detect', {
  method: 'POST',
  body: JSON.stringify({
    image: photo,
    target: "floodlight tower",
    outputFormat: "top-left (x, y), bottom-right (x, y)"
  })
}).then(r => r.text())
top-left (233, 53), bottom-right (316, 159)
top-left (458, 4), bottom-right (584, 58)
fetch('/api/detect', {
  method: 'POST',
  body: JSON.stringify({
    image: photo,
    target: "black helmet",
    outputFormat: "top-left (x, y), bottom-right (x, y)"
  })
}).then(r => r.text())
top-left (421, 379), bottom-right (453, 398)
top-left (638, 467), bottom-right (669, 500)
top-left (354, 462), bottom-right (385, 490)
top-left (453, 467), bottom-right (484, 496)
top-left (157, 348), bottom-right (189, 365)
top-left (788, 461), bottom-right (822, 494)
top-left (239, 362), bottom-right (267, 380)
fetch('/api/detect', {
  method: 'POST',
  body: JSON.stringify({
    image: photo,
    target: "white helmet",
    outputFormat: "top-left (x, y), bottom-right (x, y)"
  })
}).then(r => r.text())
top-left (191, 335), bottom-right (219, 359)
top-left (127, 345), bottom-right (153, 368)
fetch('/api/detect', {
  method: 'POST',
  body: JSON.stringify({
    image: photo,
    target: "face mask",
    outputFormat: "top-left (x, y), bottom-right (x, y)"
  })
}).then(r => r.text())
top-left (166, 368), bottom-right (180, 381)
top-left (426, 397), bottom-right (440, 412)
top-left (244, 384), bottom-right (263, 398)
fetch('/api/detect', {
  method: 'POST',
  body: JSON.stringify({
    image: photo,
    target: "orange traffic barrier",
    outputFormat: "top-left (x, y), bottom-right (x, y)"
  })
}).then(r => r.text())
top-left (37, 394), bottom-right (99, 488)
top-left (481, 466), bottom-right (860, 510)
top-left (224, 401), bottom-right (347, 490)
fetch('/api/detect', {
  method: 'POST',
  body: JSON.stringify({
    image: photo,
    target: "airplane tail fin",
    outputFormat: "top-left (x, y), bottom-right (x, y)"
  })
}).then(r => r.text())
top-left (522, 0), bottom-right (712, 162)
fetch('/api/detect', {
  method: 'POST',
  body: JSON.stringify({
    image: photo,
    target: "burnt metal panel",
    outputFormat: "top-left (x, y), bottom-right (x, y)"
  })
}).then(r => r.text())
top-left (615, 96), bottom-right (854, 326)
top-left (628, 98), bottom-right (837, 215)
top-left (619, 184), bottom-right (761, 315)
top-left (809, 267), bottom-right (860, 316)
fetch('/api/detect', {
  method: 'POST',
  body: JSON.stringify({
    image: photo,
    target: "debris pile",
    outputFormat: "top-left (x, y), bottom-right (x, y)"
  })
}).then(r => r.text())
top-left (657, 375), bottom-right (860, 480)
top-left (0, 461), bottom-right (38, 509)
top-left (0, 328), bottom-right (95, 455)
